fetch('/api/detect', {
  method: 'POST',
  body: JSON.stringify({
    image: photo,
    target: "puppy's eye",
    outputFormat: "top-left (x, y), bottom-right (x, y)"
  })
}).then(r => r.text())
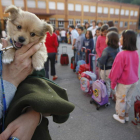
top-left (30, 32), bottom-right (35, 37)
top-left (17, 25), bottom-right (22, 30)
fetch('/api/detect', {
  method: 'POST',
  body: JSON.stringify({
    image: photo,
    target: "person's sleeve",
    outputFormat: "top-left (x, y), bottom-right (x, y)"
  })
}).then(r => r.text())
top-left (73, 32), bottom-right (77, 39)
top-left (96, 37), bottom-right (101, 57)
top-left (54, 34), bottom-right (58, 47)
top-left (109, 53), bottom-right (124, 89)
top-left (0, 80), bottom-right (17, 111)
top-left (98, 49), bottom-right (108, 66)
top-left (79, 37), bottom-right (84, 50)
top-left (89, 39), bottom-right (94, 51)
top-left (74, 39), bottom-right (78, 49)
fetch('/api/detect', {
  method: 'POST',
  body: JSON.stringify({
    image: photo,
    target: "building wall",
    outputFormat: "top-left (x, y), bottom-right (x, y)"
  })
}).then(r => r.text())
top-left (0, 0), bottom-right (139, 32)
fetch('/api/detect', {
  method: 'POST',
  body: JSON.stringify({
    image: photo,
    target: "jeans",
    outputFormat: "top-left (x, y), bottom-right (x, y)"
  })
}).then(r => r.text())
top-left (44, 53), bottom-right (56, 79)
top-left (75, 50), bottom-right (82, 64)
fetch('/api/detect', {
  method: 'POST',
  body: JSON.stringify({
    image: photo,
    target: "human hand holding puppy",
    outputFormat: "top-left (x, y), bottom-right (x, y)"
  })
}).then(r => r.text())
top-left (2, 38), bottom-right (41, 87)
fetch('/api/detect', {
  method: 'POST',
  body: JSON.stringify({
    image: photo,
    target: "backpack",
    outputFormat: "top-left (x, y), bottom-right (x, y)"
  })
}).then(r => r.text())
top-left (76, 60), bottom-right (86, 73)
top-left (80, 71), bottom-right (96, 95)
top-left (132, 96), bottom-right (140, 125)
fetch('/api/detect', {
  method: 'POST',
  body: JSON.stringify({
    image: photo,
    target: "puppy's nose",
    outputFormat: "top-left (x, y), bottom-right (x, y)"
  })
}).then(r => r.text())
top-left (18, 36), bottom-right (25, 43)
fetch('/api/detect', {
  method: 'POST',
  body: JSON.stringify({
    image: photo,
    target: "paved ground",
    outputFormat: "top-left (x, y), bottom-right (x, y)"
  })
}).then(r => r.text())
top-left (48, 37), bottom-right (140, 140)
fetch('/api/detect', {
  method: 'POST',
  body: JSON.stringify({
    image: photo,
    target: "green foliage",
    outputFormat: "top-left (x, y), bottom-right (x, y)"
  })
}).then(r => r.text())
top-left (107, 0), bottom-right (140, 5)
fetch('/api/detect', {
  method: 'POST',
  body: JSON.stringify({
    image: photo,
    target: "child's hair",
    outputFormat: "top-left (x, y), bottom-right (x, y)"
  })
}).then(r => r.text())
top-left (92, 20), bottom-right (97, 25)
top-left (101, 24), bottom-right (109, 32)
top-left (69, 25), bottom-right (75, 29)
top-left (96, 27), bottom-right (101, 31)
top-left (98, 22), bottom-right (103, 26)
top-left (85, 30), bottom-right (93, 39)
top-left (121, 30), bottom-right (137, 51)
top-left (107, 27), bottom-right (118, 33)
top-left (107, 21), bottom-right (114, 27)
top-left (107, 31), bottom-right (119, 49)
top-left (78, 26), bottom-right (84, 31)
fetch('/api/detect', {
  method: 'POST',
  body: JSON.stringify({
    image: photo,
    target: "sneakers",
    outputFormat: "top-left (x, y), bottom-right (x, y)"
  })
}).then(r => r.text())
top-left (125, 117), bottom-right (129, 122)
top-left (113, 114), bottom-right (125, 124)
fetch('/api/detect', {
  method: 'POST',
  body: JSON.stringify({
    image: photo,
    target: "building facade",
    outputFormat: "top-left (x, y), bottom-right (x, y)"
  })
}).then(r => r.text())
top-left (0, 0), bottom-right (139, 32)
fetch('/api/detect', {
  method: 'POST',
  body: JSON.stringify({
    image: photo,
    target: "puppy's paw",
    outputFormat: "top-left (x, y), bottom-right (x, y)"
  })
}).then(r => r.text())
top-left (2, 49), bottom-right (15, 64)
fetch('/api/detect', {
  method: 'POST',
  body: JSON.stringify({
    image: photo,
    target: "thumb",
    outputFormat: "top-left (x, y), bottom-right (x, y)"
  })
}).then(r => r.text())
top-left (0, 124), bottom-right (16, 140)
top-left (1, 38), bottom-right (8, 48)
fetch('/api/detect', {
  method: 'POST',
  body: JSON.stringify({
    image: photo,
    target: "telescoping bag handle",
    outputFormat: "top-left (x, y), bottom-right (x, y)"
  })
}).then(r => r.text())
top-left (62, 46), bottom-right (67, 54)
top-left (89, 53), bottom-right (96, 74)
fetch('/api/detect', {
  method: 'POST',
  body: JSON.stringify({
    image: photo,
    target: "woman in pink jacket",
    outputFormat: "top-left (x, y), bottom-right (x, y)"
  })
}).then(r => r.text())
top-left (109, 30), bottom-right (139, 124)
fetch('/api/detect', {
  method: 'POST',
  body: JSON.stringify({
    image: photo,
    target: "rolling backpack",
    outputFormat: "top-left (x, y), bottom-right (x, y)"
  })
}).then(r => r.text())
top-left (60, 46), bottom-right (69, 65)
top-left (132, 95), bottom-right (140, 125)
top-left (90, 65), bottom-right (108, 110)
top-left (76, 60), bottom-right (86, 73)
top-left (80, 71), bottom-right (96, 95)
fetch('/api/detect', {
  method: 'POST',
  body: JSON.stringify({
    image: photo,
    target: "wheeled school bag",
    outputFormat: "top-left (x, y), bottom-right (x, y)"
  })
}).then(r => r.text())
top-left (60, 46), bottom-right (69, 65)
top-left (76, 60), bottom-right (86, 73)
top-left (80, 71), bottom-right (96, 95)
top-left (132, 95), bottom-right (140, 125)
top-left (90, 65), bottom-right (108, 110)
top-left (71, 56), bottom-right (75, 69)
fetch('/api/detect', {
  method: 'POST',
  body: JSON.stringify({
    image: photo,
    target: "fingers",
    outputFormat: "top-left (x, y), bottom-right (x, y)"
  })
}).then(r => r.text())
top-left (1, 38), bottom-right (8, 48)
top-left (17, 40), bottom-right (39, 55)
top-left (0, 124), bottom-right (16, 140)
top-left (22, 43), bottom-right (42, 59)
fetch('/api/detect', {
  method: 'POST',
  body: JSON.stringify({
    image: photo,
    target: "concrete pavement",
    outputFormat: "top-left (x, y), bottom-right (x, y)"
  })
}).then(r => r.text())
top-left (48, 38), bottom-right (140, 140)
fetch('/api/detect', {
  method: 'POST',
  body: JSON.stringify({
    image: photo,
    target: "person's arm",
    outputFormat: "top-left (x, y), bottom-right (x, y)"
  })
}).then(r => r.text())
top-left (89, 39), bottom-right (94, 51)
top-left (109, 53), bottom-right (124, 89)
top-left (96, 37), bottom-right (101, 57)
top-left (98, 49), bottom-right (108, 66)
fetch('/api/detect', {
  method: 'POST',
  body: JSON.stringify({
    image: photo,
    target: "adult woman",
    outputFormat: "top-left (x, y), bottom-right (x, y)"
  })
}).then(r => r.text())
top-left (0, 39), bottom-right (74, 140)
top-left (44, 29), bottom-right (58, 80)
top-left (83, 22), bottom-right (90, 34)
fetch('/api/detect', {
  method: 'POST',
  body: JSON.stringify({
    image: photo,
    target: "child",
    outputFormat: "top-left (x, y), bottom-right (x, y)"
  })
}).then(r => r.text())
top-left (74, 26), bottom-right (84, 63)
top-left (98, 31), bottom-right (119, 104)
top-left (109, 30), bottom-right (139, 124)
top-left (96, 24), bottom-right (109, 58)
top-left (82, 30), bottom-right (94, 63)
top-left (93, 27), bottom-right (101, 54)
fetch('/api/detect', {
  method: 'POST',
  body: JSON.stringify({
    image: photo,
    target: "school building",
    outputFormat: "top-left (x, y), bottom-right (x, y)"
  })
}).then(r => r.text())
top-left (0, 0), bottom-right (140, 32)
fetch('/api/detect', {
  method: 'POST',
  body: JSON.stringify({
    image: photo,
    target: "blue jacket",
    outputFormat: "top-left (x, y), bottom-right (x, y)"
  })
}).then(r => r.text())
top-left (83, 38), bottom-right (94, 52)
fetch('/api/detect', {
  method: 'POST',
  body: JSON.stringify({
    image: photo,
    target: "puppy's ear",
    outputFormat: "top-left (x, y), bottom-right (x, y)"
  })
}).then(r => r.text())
top-left (5, 5), bottom-right (20, 20)
top-left (42, 22), bottom-right (53, 35)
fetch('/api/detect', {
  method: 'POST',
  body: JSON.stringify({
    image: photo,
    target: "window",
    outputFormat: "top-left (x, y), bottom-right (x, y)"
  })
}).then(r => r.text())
top-left (2, 0), bottom-right (12, 6)
top-left (49, 2), bottom-right (55, 9)
top-left (129, 22), bottom-right (132, 25)
top-left (104, 20), bottom-right (107, 24)
top-left (75, 4), bottom-right (81, 11)
top-left (75, 19), bottom-right (81, 25)
top-left (38, 1), bottom-right (46, 9)
top-left (104, 7), bottom-right (108, 14)
top-left (115, 9), bottom-right (119, 15)
top-left (27, 0), bottom-right (36, 8)
top-left (120, 21), bottom-right (123, 27)
top-left (68, 4), bottom-right (74, 11)
top-left (133, 22), bottom-right (137, 25)
top-left (83, 20), bottom-right (88, 23)
top-left (97, 20), bottom-right (102, 23)
top-left (115, 21), bottom-right (118, 24)
top-left (14, 0), bottom-right (24, 7)
top-left (110, 8), bottom-right (114, 14)
top-left (130, 10), bottom-right (134, 16)
top-left (124, 22), bottom-right (128, 27)
top-left (50, 18), bottom-right (55, 27)
top-left (125, 10), bottom-right (129, 16)
top-left (121, 9), bottom-right (124, 15)
top-left (134, 11), bottom-right (138, 16)
top-left (68, 19), bottom-right (73, 25)
top-left (98, 7), bottom-right (102, 13)
top-left (90, 6), bottom-right (96, 13)
top-left (58, 19), bottom-right (64, 28)
top-left (57, 2), bottom-right (64, 10)
top-left (84, 5), bottom-right (89, 12)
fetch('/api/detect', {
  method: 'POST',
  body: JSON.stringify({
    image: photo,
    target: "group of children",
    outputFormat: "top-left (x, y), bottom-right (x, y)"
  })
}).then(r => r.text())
top-left (74, 24), bottom-right (139, 124)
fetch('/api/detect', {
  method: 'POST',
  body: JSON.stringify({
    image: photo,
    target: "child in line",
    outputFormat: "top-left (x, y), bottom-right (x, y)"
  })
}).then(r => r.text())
top-left (109, 30), bottom-right (139, 124)
top-left (96, 24), bottom-right (109, 58)
top-left (98, 31), bottom-right (119, 104)
top-left (74, 26), bottom-right (84, 63)
top-left (93, 27), bottom-right (101, 54)
top-left (82, 30), bottom-right (94, 62)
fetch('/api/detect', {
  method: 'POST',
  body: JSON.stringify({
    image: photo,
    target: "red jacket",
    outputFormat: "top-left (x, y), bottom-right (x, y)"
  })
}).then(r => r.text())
top-left (45, 32), bottom-right (58, 53)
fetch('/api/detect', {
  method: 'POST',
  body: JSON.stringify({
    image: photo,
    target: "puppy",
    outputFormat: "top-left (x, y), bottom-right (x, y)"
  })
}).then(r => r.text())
top-left (3, 5), bottom-right (53, 70)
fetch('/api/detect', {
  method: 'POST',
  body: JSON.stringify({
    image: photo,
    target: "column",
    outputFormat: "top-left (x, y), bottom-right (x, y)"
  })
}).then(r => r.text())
top-left (24, 0), bottom-right (28, 11)
top-left (46, 0), bottom-right (49, 13)
top-left (65, 0), bottom-right (68, 28)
